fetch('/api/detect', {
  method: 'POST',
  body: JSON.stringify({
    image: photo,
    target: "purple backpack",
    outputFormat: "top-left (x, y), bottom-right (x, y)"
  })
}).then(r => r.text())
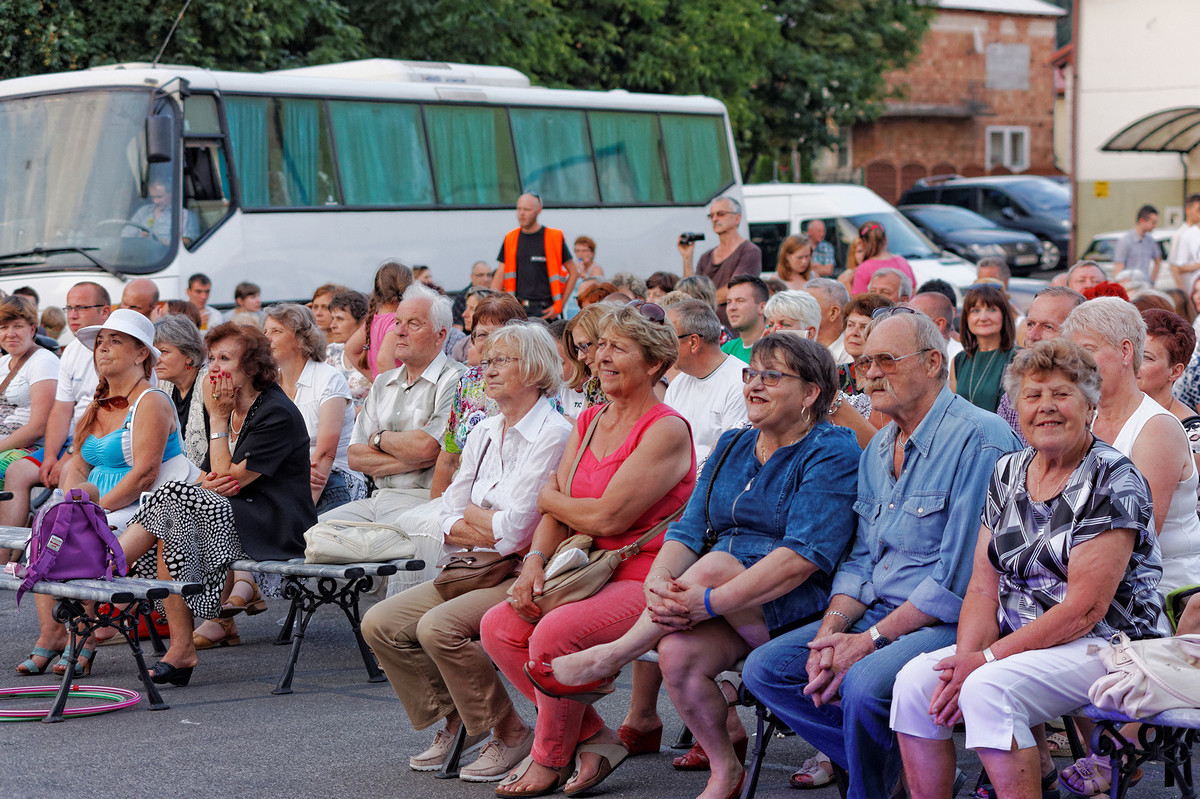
top-left (16, 488), bottom-right (127, 604)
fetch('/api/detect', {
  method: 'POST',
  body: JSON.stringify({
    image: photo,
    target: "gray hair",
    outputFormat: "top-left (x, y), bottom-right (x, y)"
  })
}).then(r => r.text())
top-left (481, 321), bottom-right (563, 397)
top-left (1003, 338), bottom-right (1102, 410)
top-left (666, 299), bottom-right (723, 345)
top-left (265, 303), bottom-right (326, 362)
top-left (1062, 296), bottom-right (1146, 372)
top-left (610, 272), bottom-right (647, 300)
top-left (976, 256), bottom-right (1010, 281)
top-left (713, 196), bottom-right (743, 216)
top-left (866, 309), bottom-right (949, 381)
top-left (1034, 285), bottom-right (1086, 306)
top-left (803, 278), bottom-right (850, 311)
top-left (675, 275), bottom-right (718, 309)
top-left (402, 282), bottom-right (453, 334)
top-left (153, 314), bottom-right (205, 370)
top-left (764, 290), bottom-right (822, 333)
top-left (869, 267), bottom-right (913, 299)
top-left (1067, 260), bottom-right (1105, 281)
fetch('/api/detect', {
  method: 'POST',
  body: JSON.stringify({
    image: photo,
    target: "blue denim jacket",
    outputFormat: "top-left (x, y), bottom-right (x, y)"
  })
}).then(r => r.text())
top-left (666, 422), bottom-right (860, 632)
top-left (831, 387), bottom-right (1020, 623)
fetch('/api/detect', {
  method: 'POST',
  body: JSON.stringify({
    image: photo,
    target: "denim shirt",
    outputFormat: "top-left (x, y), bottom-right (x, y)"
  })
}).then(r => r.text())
top-left (831, 386), bottom-right (1020, 623)
top-left (666, 422), bottom-right (860, 632)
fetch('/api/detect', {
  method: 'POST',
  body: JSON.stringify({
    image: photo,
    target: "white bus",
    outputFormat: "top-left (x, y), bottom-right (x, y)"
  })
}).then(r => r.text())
top-left (0, 59), bottom-right (743, 308)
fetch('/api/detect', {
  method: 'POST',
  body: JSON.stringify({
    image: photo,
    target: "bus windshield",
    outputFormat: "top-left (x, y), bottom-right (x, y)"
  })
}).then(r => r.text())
top-left (0, 89), bottom-right (182, 276)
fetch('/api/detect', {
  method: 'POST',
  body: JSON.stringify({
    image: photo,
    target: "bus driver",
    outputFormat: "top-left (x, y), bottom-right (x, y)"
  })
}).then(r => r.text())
top-left (123, 180), bottom-right (200, 247)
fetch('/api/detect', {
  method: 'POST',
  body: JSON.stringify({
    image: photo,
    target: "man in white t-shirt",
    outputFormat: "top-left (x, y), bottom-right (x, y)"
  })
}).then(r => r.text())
top-left (665, 299), bottom-right (748, 464)
top-left (1170, 194), bottom-right (1200, 292)
top-left (0, 282), bottom-right (111, 536)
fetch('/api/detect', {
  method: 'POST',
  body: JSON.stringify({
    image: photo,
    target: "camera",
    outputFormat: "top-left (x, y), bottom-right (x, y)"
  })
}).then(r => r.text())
top-left (679, 232), bottom-right (706, 245)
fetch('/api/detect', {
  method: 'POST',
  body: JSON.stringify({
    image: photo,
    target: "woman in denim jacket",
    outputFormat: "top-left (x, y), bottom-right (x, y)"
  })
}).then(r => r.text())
top-left (545, 334), bottom-right (860, 799)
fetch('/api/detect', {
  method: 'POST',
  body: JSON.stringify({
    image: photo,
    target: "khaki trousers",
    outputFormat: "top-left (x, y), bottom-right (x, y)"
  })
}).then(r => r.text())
top-left (361, 577), bottom-right (516, 736)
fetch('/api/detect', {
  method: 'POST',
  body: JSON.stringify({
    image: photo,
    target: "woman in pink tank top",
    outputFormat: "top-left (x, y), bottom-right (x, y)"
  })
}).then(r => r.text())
top-left (481, 303), bottom-right (695, 797)
top-left (850, 220), bottom-right (915, 295)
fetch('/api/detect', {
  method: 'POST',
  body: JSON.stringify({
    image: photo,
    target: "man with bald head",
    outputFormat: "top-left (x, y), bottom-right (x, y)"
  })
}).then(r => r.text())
top-left (743, 311), bottom-right (1018, 799)
top-left (908, 290), bottom-right (963, 359)
top-left (120, 278), bottom-right (159, 318)
top-left (807, 219), bottom-right (836, 277)
top-left (492, 192), bottom-right (578, 320)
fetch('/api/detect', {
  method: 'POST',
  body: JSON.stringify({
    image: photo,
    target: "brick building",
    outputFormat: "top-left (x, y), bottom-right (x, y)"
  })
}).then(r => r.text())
top-left (822, 0), bottom-right (1065, 203)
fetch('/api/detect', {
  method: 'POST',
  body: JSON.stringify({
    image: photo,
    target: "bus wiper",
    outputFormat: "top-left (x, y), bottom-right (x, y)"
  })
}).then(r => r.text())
top-left (0, 247), bottom-right (126, 280)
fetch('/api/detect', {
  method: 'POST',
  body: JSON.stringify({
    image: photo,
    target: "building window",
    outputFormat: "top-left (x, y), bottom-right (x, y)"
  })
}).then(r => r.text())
top-left (986, 126), bottom-right (1029, 172)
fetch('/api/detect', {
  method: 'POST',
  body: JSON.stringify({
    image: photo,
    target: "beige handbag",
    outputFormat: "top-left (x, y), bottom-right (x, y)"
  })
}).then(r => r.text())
top-left (303, 520), bottom-right (417, 564)
top-left (1088, 631), bottom-right (1200, 717)
top-left (513, 407), bottom-right (685, 613)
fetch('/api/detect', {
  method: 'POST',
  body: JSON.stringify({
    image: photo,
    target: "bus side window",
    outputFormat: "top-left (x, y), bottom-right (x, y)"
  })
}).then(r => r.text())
top-left (183, 142), bottom-right (231, 245)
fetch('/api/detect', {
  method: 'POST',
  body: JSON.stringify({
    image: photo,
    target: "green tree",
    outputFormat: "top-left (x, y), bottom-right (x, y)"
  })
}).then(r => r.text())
top-left (744, 0), bottom-right (934, 181)
top-left (0, 1), bottom-right (89, 79)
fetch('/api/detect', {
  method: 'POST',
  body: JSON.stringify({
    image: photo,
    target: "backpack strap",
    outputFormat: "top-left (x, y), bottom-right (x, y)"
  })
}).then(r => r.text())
top-left (14, 490), bottom-right (127, 605)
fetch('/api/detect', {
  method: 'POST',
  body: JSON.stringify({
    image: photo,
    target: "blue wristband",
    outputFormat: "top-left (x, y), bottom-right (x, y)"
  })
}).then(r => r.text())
top-left (703, 588), bottom-right (716, 618)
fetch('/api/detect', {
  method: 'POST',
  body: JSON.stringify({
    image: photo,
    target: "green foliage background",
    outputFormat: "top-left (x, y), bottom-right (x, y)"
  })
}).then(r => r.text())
top-left (0, 0), bottom-right (934, 179)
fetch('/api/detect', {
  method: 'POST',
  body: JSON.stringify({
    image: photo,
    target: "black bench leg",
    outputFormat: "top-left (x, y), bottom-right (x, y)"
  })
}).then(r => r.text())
top-left (434, 724), bottom-right (469, 779)
top-left (337, 578), bottom-right (386, 683)
top-left (272, 604), bottom-right (317, 695)
top-left (741, 703), bottom-right (778, 799)
top-left (121, 604), bottom-right (170, 712)
top-left (274, 594), bottom-right (300, 646)
top-left (43, 626), bottom-right (81, 723)
top-left (672, 725), bottom-right (695, 749)
top-left (142, 607), bottom-right (166, 656)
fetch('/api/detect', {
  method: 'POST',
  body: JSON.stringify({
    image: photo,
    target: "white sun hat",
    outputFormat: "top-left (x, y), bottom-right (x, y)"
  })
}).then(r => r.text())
top-left (75, 308), bottom-right (162, 363)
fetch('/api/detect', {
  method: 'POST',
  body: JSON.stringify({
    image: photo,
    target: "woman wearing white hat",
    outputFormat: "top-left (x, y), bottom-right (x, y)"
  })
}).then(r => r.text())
top-left (16, 309), bottom-right (195, 678)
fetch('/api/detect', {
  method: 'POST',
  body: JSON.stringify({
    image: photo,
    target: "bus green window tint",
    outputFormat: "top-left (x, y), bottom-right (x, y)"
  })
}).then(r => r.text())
top-left (329, 101), bottom-right (434, 206)
top-left (509, 108), bottom-right (598, 204)
top-left (225, 97), bottom-right (270, 206)
top-left (588, 111), bottom-right (669, 204)
top-left (184, 95), bottom-right (221, 135)
top-left (425, 106), bottom-right (519, 206)
top-left (660, 115), bottom-right (734, 204)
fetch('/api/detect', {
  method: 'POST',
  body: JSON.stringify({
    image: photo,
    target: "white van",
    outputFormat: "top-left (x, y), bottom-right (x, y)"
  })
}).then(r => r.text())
top-left (743, 183), bottom-right (978, 291)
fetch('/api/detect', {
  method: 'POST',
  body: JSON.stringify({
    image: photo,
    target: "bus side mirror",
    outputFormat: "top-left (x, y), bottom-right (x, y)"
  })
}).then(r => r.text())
top-left (146, 115), bottom-right (173, 163)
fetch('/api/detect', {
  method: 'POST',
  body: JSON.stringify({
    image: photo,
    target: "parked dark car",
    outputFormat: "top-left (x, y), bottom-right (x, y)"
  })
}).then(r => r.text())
top-left (899, 204), bottom-right (1044, 276)
top-left (899, 175), bottom-right (1070, 271)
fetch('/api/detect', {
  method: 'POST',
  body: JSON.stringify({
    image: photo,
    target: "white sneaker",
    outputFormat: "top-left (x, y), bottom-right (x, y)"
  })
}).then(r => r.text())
top-left (459, 729), bottom-right (535, 782)
top-left (409, 728), bottom-right (490, 771)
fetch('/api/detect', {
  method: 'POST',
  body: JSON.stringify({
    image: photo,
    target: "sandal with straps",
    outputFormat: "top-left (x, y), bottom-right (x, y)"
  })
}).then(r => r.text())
top-left (1059, 754), bottom-right (1141, 797)
top-left (218, 578), bottom-right (267, 618)
top-left (15, 646), bottom-right (64, 676)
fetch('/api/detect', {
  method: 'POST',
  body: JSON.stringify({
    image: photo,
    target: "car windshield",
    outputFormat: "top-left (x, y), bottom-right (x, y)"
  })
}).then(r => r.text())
top-left (0, 89), bottom-right (180, 276)
top-left (908, 205), bottom-right (998, 232)
top-left (1003, 179), bottom-right (1070, 212)
top-left (847, 211), bottom-right (940, 260)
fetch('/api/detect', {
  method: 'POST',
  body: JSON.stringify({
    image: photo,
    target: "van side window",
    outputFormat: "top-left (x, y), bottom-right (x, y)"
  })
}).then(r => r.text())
top-left (750, 222), bottom-right (789, 272)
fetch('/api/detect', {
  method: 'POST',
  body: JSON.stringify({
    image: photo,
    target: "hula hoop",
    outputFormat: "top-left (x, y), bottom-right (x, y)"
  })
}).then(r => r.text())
top-left (0, 684), bottom-right (141, 721)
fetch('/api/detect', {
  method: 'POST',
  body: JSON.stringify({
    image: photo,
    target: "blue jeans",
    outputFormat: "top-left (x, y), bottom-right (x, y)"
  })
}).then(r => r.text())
top-left (742, 603), bottom-right (958, 799)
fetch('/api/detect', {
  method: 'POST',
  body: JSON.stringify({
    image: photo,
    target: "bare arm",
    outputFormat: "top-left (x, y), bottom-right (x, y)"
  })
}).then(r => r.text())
top-left (344, 325), bottom-right (370, 380)
top-left (0, 380), bottom-right (56, 452)
top-left (308, 398), bottom-right (345, 505)
top-left (347, 429), bottom-right (440, 477)
top-left (430, 450), bottom-right (461, 499)
top-left (678, 241), bottom-right (696, 277)
top-left (38, 400), bottom-right (75, 486)
top-left (491, 263), bottom-right (505, 291)
top-left (374, 329), bottom-right (399, 376)
top-left (537, 414), bottom-right (692, 537)
top-left (1130, 415), bottom-right (1190, 535)
top-left (560, 259), bottom-right (580, 311)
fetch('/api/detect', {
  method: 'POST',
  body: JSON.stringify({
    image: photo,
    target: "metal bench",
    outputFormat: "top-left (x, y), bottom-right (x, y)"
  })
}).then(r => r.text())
top-left (0, 526), bottom-right (202, 723)
top-left (230, 556), bottom-right (425, 695)
top-left (1078, 705), bottom-right (1200, 799)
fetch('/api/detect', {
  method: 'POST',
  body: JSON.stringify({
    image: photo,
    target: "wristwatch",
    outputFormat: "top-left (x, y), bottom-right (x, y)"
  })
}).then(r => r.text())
top-left (868, 625), bottom-right (892, 650)
top-left (371, 430), bottom-right (385, 451)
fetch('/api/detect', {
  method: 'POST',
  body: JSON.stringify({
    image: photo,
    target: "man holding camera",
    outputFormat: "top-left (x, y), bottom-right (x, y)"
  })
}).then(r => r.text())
top-left (678, 195), bottom-right (762, 326)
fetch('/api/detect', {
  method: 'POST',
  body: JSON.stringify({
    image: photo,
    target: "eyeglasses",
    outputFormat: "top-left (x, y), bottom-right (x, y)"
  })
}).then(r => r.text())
top-left (852, 349), bottom-right (932, 378)
top-left (626, 299), bottom-right (665, 323)
top-left (707, 211), bottom-right (736, 221)
top-left (471, 329), bottom-right (491, 343)
top-left (466, 287), bottom-right (497, 299)
top-left (574, 341), bottom-right (593, 357)
top-left (64, 304), bottom-right (108, 314)
top-left (742, 367), bottom-right (804, 387)
top-left (871, 306), bottom-right (919, 320)
top-left (677, 333), bottom-right (696, 340)
top-left (481, 356), bottom-right (519, 369)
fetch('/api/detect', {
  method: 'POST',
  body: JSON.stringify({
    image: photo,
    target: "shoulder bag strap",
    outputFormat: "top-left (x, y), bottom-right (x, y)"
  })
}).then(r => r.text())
top-left (565, 405), bottom-right (606, 500)
top-left (0, 348), bottom-right (33, 398)
top-left (703, 428), bottom-right (750, 545)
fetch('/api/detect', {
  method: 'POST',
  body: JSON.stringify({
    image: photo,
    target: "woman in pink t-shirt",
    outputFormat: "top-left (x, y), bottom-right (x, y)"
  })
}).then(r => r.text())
top-left (850, 221), bottom-right (916, 295)
top-left (481, 303), bottom-right (695, 798)
top-left (344, 260), bottom-right (413, 380)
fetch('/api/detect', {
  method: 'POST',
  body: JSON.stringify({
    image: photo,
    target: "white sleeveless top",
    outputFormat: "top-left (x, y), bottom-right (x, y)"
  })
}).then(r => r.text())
top-left (1112, 393), bottom-right (1200, 596)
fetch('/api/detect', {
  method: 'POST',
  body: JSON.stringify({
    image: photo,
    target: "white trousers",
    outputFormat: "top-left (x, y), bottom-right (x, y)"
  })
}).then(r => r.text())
top-left (890, 637), bottom-right (1108, 750)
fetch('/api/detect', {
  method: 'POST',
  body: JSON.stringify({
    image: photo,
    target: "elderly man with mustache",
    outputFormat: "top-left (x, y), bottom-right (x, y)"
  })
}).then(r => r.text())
top-left (741, 308), bottom-right (1020, 799)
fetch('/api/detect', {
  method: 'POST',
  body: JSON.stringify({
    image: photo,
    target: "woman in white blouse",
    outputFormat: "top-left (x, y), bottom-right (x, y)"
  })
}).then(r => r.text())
top-left (362, 322), bottom-right (572, 783)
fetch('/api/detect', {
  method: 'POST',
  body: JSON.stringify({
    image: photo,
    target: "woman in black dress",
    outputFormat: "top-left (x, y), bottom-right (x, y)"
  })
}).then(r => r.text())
top-left (120, 323), bottom-right (316, 686)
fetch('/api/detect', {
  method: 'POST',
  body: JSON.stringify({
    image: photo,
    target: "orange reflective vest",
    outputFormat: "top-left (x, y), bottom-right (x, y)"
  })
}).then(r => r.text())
top-left (500, 227), bottom-right (567, 315)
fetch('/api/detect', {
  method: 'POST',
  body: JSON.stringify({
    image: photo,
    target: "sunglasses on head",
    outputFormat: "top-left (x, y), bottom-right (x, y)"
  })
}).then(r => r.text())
top-left (625, 299), bottom-right (665, 323)
top-left (871, 306), bottom-right (919, 320)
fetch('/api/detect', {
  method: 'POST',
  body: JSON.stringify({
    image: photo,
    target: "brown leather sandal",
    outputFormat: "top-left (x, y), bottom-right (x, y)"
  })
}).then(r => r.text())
top-left (218, 578), bottom-right (267, 618)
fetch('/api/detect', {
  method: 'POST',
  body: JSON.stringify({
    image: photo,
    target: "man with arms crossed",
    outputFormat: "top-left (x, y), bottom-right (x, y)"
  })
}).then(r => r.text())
top-left (742, 311), bottom-right (1019, 799)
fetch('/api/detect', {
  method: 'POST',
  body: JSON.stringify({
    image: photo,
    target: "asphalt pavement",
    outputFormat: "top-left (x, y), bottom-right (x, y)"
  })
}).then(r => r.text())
top-left (1, 592), bottom-right (1193, 799)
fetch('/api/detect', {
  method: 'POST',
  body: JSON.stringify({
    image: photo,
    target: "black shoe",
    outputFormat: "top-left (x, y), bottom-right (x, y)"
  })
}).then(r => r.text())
top-left (149, 660), bottom-right (194, 686)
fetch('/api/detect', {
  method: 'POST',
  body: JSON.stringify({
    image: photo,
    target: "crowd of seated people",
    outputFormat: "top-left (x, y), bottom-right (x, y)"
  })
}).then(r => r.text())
top-left (3, 196), bottom-right (1200, 799)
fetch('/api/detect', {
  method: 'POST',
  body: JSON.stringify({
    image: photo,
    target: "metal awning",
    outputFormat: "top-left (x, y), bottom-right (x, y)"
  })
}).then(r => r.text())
top-left (1102, 107), bottom-right (1200, 153)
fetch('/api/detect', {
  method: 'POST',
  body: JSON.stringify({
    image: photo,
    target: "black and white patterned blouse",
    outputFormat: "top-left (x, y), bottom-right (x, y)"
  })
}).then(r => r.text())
top-left (983, 438), bottom-right (1163, 640)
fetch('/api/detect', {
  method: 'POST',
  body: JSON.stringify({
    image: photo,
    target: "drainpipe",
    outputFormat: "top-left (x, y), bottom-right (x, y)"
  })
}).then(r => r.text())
top-left (1070, 0), bottom-right (1080, 263)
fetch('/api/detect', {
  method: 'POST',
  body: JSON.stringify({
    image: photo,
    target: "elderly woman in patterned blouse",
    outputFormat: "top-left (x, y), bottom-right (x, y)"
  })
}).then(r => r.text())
top-left (362, 322), bottom-right (572, 782)
top-left (890, 339), bottom-right (1164, 799)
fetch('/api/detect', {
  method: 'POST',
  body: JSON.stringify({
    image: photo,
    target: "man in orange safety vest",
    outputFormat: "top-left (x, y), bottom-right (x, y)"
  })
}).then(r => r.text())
top-left (492, 192), bottom-right (579, 320)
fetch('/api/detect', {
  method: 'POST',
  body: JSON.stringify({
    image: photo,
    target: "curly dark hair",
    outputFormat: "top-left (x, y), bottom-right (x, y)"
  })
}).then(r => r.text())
top-left (205, 322), bottom-right (278, 391)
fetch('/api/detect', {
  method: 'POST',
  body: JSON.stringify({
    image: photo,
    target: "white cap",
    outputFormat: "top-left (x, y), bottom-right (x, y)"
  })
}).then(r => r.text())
top-left (75, 309), bottom-right (161, 363)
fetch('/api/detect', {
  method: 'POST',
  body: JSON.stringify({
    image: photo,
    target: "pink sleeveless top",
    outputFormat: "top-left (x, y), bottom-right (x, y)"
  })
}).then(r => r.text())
top-left (367, 311), bottom-right (398, 379)
top-left (852, 255), bottom-right (916, 294)
top-left (571, 403), bottom-right (696, 581)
